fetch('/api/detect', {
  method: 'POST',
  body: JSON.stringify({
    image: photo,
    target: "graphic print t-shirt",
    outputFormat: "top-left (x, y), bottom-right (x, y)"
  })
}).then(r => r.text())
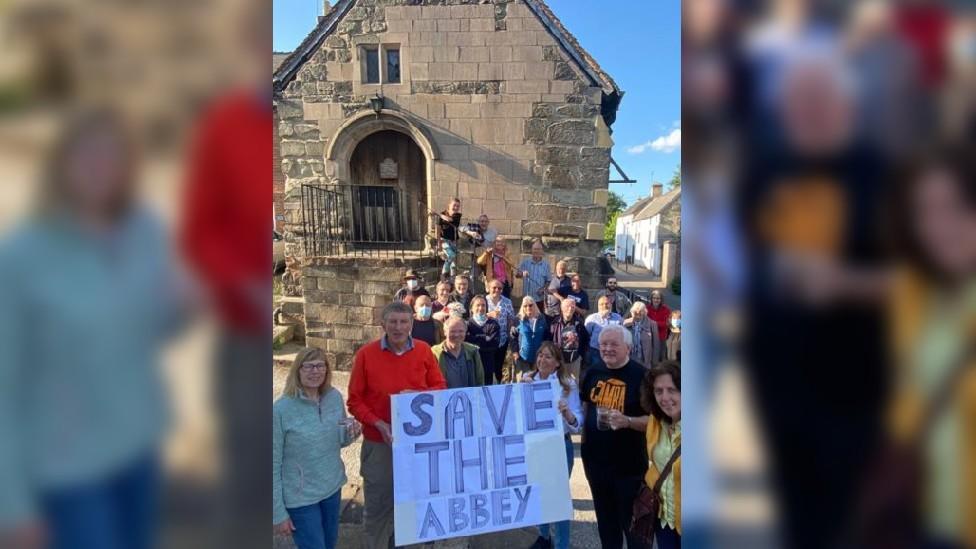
top-left (579, 359), bottom-right (648, 475)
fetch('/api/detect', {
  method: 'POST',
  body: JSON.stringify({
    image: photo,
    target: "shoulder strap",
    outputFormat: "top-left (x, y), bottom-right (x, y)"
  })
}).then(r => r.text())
top-left (917, 339), bottom-right (976, 443)
top-left (652, 444), bottom-right (681, 494)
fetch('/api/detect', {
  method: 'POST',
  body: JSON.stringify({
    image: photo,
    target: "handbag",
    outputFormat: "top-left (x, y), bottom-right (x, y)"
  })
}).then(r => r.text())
top-left (853, 339), bottom-right (976, 548)
top-left (630, 443), bottom-right (681, 545)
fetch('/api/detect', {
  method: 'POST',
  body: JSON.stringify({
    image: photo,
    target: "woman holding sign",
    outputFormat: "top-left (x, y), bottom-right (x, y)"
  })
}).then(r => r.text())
top-left (274, 348), bottom-right (362, 549)
top-left (520, 342), bottom-right (583, 549)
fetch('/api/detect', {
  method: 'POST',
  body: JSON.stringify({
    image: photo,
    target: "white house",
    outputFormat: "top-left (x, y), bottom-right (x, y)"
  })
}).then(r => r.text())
top-left (614, 183), bottom-right (680, 275)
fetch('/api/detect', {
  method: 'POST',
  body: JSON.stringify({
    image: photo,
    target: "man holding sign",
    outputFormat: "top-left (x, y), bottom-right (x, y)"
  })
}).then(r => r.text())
top-left (389, 379), bottom-right (574, 545)
top-left (348, 302), bottom-right (447, 549)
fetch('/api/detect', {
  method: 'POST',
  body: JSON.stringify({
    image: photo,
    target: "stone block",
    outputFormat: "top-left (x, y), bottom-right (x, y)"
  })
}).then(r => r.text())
top-left (308, 304), bottom-right (348, 324)
top-left (547, 120), bottom-right (595, 146)
top-left (478, 63), bottom-right (504, 81)
top-left (522, 221), bottom-right (552, 236)
top-left (505, 80), bottom-right (549, 94)
top-left (505, 201), bottom-right (527, 220)
top-left (428, 62), bottom-right (454, 80)
top-left (483, 198), bottom-right (506, 218)
top-left (502, 62), bottom-right (526, 81)
top-left (567, 206), bottom-right (606, 223)
top-left (333, 324), bottom-right (364, 341)
top-left (586, 223), bottom-right (605, 241)
top-left (489, 47), bottom-right (513, 63)
top-left (327, 339), bottom-right (360, 354)
top-left (453, 63), bottom-right (479, 80)
top-left (441, 144), bottom-right (470, 160)
top-left (448, 32), bottom-right (488, 47)
top-left (411, 46), bottom-right (434, 63)
top-left (503, 186), bottom-right (524, 201)
top-left (339, 293), bottom-right (362, 307)
top-left (346, 306), bottom-right (375, 325)
top-left (552, 224), bottom-right (585, 238)
top-left (281, 141), bottom-right (307, 157)
top-left (592, 189), bottom-right (609, 207)
top-left (512, 46), bottom-right (544, 62)
top-left (550, 80), bottom-right (575, 95)
top-left (481, 102), bottom-right (529, 119)
top-left (387, 18), bottom-right (412, 33)
top-left (437, 19), bottom-right (460, 32)
top-left (445, 103), bottom-right (480, 118)
top-left (420, 5), bottom-right (451, 19)
top-left (458, 47), bottom-right (489, 63)
top-left (528, 204), bottom-right (569, 222)
top-left (433, 46), bottom-right (460, 62)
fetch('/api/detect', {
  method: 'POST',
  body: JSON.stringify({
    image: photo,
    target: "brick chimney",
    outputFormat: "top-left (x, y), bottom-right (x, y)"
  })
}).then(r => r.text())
top-left (652, 182), bottom-right (663, 197)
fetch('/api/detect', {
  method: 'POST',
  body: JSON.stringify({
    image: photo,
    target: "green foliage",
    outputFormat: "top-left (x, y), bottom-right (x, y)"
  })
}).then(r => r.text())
top-left (604, 211), bottom-right (619, 246)
top-left (670, 275), bottom-right (681, 296)
top-left (668, 165), bottom-right (681, 189)
top-left (604, 191), bottom-right (626, 247)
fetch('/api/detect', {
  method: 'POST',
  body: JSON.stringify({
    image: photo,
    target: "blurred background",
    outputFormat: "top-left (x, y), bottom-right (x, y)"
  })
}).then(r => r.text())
top-left (0, 0), bottom-right (269, 548)
top-left (681, 0), bottom-right (976, 548)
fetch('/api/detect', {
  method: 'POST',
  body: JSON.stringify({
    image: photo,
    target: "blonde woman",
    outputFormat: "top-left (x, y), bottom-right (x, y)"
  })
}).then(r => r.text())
top-left (509, 297), bottom-right (548, 380)
top-left (520, 341), bottom-right (583, 549)
top-left (274, 348), bottom-right (361, 549)
top-left (623, 301), bottom-right (661, 367)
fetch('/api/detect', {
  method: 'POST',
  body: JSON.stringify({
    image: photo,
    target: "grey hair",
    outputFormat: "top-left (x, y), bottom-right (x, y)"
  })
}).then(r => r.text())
top-left (599, 324), bottom-right (633, 348)
top-left (382, 301), bottom-right (414, 321)
top-left (631, 301), bottom-right (647, 315)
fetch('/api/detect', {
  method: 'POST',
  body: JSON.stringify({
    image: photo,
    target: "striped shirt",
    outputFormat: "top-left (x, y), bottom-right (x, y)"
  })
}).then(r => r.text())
top-left (517, 257), bottom-right (551, 301)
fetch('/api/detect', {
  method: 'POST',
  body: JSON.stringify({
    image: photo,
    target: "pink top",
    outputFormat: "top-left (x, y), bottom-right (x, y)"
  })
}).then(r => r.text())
top-left (492, 254), bottom-right (508, 283)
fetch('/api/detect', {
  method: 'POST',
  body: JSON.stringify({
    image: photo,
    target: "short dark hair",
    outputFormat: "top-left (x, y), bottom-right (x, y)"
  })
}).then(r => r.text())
top-left (382, 301), bottom-right (413, 322)
top-left (641, 361), bottom-right (681, 421)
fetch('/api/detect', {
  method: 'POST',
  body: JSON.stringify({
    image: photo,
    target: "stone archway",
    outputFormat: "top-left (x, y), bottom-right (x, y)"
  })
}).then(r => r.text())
top-left (325, 110), bottom-right (439, 251)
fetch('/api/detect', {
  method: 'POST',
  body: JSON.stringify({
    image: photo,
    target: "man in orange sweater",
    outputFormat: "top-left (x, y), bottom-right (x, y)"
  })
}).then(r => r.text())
top-left (348, 301), bottom-right (446, 549)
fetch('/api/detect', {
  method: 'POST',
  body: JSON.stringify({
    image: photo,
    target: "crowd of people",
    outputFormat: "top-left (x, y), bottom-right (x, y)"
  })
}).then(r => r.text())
top-left (683, 1), bottom-right (976, 548)
top-left (273, 226), bottom-right (685, 549)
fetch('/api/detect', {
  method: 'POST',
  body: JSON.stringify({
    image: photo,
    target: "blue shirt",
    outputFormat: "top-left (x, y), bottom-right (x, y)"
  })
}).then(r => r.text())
top-left (517, 257), bottom-right (551, 301)
top-left (584, 312), bottom-right (624, 350)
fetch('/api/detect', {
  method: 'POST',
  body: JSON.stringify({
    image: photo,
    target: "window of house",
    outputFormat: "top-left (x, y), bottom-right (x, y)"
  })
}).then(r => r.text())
top-left (385, 48), bottom-right (400, 83)
top-left (363, 47), bottom-right (379, 84)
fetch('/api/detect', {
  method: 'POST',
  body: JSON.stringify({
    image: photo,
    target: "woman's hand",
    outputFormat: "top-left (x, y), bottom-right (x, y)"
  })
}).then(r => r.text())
top-left (623, 317), bottom-right (634, 327)
top-left (273, 518), bottom-right (295, 537)
top-left (520, 373), bottom-right (534, 383)
top-left (487, 310), bottom-right (500, 319)
top-left (348, 421), bottom-right (363, 440)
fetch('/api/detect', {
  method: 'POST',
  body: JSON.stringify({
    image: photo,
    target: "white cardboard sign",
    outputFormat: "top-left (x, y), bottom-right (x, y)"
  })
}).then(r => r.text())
top-left (390, 380), bottom-right (573, 545)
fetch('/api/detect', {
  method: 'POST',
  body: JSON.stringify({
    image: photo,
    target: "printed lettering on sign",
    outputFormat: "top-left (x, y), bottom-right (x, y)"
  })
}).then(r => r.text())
top-left (390, 381), bottom-right (573, 545)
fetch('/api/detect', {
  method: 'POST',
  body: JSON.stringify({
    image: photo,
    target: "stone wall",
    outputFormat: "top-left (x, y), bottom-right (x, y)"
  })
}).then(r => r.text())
top-left (302, 256), bottom-right (439, 370)
top-left (275, 1), bottom-right (613, 264)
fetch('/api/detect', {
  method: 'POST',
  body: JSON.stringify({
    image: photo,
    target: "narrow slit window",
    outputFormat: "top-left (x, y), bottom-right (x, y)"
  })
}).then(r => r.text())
top-left (385, 48), bottom-right (400, 83)
top-left (364, 47), bottom-right (379, 84)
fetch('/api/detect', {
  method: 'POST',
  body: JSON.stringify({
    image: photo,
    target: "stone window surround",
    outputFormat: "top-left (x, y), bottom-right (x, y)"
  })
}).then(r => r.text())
top-left (357, 42), bottom-right (403, 87)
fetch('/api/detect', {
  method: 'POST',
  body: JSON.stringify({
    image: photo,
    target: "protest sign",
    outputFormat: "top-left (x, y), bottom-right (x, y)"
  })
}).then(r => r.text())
top-left (390, 380), bottom-right (573, 545)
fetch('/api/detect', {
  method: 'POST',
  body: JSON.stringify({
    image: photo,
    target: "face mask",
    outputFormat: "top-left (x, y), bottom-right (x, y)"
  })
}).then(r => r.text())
top-left (473, 313), bottom-right (487, 324)
top-left (671, 318), bottom-right (681, 329)
top-left (406, 279), bottom-right (419, 291)
top-left (418, 306), bottom-right (431, 319)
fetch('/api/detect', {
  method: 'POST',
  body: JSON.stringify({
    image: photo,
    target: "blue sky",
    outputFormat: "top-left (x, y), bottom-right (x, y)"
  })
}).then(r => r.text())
top-left (273, 0), bottom-right (681, 209)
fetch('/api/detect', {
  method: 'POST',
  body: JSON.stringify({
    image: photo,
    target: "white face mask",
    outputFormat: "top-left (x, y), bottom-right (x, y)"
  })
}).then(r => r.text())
top-left (406, 279), bottom-right (419, 291)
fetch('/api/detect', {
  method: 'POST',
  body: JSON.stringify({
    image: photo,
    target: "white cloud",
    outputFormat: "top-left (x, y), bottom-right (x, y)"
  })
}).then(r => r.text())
top-left (627, 128), bottom-right (681, 155)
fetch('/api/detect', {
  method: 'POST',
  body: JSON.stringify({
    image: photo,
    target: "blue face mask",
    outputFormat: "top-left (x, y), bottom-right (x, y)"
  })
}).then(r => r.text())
top-left (473, 313), bottom-right (487, 324)
top-left (671, 318), bottom-right (681, 329)
top-left (418, 306), bottom-right (432, 319)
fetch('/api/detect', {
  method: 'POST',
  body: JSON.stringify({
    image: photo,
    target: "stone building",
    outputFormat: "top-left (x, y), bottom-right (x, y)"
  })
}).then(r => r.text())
top-left (273, 0), bottom-right (624, 368)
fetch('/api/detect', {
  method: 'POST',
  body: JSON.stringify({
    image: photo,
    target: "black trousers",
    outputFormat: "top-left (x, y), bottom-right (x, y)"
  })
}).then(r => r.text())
top-left (582, 460), bottom-right (650, 549)
top-left (492, 345), bottom-right (508, 383)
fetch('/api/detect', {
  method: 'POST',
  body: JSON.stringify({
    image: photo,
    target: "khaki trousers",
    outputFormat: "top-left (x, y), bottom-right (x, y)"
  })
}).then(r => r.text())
top-left (360, 439), bottom-right (395, 549)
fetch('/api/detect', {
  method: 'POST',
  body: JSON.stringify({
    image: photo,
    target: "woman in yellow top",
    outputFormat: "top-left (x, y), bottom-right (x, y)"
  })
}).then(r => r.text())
top-left (885, 146), bottom-right (976, 548)
top-left (641, 361), bottom-right (681, 549)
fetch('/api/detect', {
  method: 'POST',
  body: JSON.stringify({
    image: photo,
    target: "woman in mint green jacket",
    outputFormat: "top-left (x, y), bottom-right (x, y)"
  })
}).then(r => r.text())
top-left (273, 348), bottom-right (361, 549)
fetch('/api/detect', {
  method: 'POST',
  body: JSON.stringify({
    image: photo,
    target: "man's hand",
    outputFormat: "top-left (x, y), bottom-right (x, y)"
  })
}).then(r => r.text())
top-left (487, 310), bottom-right (500, 319)
top-left (520, 270), bottom-right (529, 278)
top-left (273, 518), bottom-right (295, 537)
top-left (374, 420), bottom-right (394, 445)
top-left (608, 410), bottom-right (630, 430)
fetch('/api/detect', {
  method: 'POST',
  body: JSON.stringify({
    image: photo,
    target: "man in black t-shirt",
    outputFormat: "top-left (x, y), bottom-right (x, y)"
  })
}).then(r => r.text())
top-left (579, 324), bottom-right (650, 549)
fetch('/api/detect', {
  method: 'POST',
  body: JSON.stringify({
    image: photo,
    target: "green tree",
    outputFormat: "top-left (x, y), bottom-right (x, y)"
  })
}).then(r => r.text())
top-left (668, 165), bottom-right (681, 189)
top-left (604, 191), bottom-right (627, 246)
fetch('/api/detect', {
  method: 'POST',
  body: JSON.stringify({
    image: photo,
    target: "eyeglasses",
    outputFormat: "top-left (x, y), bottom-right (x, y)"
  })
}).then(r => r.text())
top-left (301, 362), bottom-right (326, 371)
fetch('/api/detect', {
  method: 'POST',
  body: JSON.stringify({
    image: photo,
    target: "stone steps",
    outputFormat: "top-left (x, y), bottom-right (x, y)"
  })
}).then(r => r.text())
top-left (273, 341), bottom-right (305, 370)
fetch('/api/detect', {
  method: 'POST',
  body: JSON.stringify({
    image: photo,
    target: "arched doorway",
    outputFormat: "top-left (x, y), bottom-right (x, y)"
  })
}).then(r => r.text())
top-left (347, 130), bottom-right (427, 248)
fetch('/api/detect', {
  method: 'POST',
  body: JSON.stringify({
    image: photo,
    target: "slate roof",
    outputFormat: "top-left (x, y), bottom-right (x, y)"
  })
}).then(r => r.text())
top-left (633, 187), bottom-right (680, 222)
top-left (272, 0), bottom-right (623, 125)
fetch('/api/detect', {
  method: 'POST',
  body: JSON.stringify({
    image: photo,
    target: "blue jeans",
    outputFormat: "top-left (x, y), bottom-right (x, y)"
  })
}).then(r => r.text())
top-left (538, 435), bottom-right (575, 549)
top-left (42, 453), bottom-right (159, 549)
top-left (441, 241), bottom-right (458, 275)
top-left (287, 489), bottom-right (342, 549)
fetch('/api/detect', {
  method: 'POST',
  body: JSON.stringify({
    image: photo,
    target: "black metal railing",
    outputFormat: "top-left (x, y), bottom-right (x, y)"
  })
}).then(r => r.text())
top-left (301, 183), bottom-right (433, 259)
